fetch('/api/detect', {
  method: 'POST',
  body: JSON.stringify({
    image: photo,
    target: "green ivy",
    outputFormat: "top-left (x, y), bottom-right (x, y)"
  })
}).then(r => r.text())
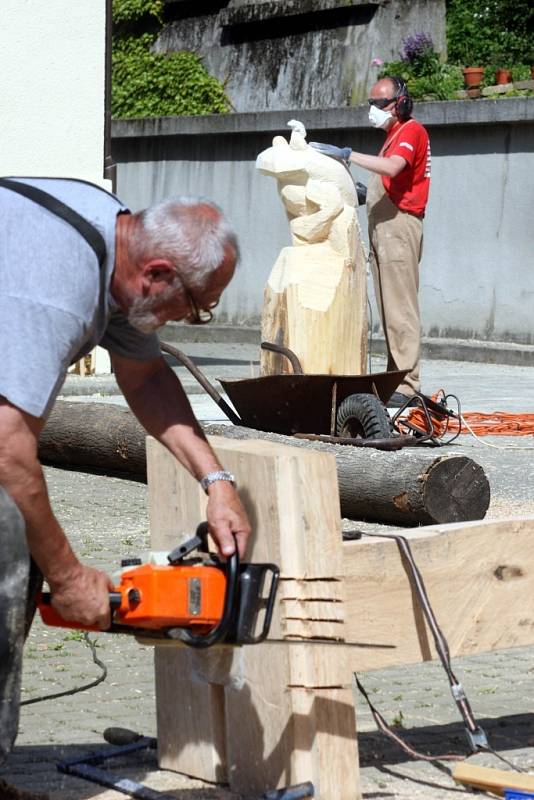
top-left (112, 0), bottom-right (231, 118)
top-left (113, 0), bottom-right (163, 25)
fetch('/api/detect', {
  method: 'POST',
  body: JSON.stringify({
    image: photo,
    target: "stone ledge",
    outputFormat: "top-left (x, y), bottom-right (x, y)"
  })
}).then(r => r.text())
top-left (219, 0), bottom-right (383, 25)
top-left (112, 97), bottom-right (534, 139)
top-left (483, 80), bottom-right (534, 97)
top-left (160, 323), bottom-right (534, 366)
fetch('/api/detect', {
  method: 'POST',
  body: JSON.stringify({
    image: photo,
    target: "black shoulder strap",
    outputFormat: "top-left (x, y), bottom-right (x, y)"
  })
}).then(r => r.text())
top-left (0, 178), bottom-right (107, 266)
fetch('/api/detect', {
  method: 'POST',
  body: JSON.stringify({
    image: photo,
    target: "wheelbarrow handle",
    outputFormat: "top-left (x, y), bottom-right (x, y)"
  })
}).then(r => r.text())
top-left (160, 341), bottom-right (243, 426)
top-left (260, 342), bottom-right (303, 375)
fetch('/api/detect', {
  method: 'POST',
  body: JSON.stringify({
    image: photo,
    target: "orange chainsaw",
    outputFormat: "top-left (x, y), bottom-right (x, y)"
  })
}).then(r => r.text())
top-left (38, 523), bottom-right (280, 648)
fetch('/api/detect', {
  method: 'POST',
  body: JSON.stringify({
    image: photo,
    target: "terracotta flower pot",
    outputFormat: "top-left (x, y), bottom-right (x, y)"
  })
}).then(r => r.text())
top-left (463, 67), bottom-right (484, 88)
top-left (495, 68), bottom-right (512, 85)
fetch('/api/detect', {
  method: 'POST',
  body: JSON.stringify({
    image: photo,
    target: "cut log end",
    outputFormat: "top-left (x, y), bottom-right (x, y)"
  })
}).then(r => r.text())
top-left (424, 456), bottom-right (490, 524)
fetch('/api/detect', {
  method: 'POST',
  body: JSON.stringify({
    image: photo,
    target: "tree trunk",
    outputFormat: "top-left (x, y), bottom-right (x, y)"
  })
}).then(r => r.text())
top-left (39, 402), bottom-right (490, 526)
top-left (39, 401), bottom-right (147, 477)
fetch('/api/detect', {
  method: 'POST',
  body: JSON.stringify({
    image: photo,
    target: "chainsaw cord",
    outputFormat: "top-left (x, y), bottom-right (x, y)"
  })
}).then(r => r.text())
top-left (353, 673), bottom-right (464, 762)
top-left (362, 533), bottom-right (484, 737)
top-left (353, 531), bottom-right (511, 765)
top-left (20, 633), bottom-right (107, 706)
top-left (459, 414), bottom-right (534, 450)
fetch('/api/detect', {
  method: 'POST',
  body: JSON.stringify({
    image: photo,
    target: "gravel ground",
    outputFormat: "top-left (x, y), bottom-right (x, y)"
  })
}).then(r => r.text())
top-left (2, 348), bottom-right (534, 799)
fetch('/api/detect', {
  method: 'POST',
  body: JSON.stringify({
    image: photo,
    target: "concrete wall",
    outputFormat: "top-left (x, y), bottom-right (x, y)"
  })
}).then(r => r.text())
top-left (156, 0), bottom-right (446, 111)
top-left (112, 97), bottom-right (534, 344)
top-left (0, 1), bottom-right (107, 182)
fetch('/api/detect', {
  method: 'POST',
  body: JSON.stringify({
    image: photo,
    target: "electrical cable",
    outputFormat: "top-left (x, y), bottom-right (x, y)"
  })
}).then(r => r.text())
top-left (460, 414), bottom-right (534, 451)
top-left (20, 633), bottom-right (107, 706)
top-left (352, 531), bottom-right (528, 772)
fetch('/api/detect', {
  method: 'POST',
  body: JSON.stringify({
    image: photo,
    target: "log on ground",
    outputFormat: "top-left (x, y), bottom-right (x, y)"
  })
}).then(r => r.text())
top-left (39, 401), bottom-right (490, 525)
top-left (39, 401), bottom-right (147, 476)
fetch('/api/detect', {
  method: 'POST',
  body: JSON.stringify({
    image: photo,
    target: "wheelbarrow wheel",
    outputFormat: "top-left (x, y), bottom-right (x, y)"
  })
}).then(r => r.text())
top-left (336, 393), bottom-right (393, 440)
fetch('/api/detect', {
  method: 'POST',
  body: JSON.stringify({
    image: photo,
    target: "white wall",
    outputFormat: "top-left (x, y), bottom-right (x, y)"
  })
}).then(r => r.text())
top-left (0, 1), bottom-right (107, 183)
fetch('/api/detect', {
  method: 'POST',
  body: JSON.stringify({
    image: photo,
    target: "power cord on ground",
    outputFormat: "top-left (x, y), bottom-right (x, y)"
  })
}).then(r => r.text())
top-left (351, 530), bottom-right (529, 774)
top-left (460, 414), bottom-right (534, 450)
top-left (20, 633), bottom-right (107, 706)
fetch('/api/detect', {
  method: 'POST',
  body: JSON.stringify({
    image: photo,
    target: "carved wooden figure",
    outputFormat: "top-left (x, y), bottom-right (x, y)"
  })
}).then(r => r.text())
top-left (256, 121), bottom-right (367, 376)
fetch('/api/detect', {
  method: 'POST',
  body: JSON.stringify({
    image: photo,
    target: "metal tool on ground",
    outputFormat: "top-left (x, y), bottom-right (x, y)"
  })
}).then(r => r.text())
top-left (263, 782), bottom-right (315, 800)
top-left (58, 727), bottom-right (315, 800)
top-left (56, 735), bottom-right (171, 800)
top-left (38, 522), bottom-right (279, 647)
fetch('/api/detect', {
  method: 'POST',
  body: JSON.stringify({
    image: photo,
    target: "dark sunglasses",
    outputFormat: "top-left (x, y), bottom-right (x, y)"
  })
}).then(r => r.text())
top-left (368, 97), bottom-right (396, 110)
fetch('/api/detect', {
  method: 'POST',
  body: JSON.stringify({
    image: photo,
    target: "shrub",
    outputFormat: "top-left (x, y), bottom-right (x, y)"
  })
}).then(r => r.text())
top-left (446, 0), bottom-right (534, 67)
top-left (378, 34), bottom-right (463, 101)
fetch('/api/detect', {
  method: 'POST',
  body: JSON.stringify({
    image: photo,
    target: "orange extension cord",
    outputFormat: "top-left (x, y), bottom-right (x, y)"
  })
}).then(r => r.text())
top-left (403, 391), bottom-right (534, 438)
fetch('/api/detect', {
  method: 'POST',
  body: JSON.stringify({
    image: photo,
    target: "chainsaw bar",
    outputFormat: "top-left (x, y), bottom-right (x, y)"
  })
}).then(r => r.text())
top-left (268, 638), bottom-right (395, 649)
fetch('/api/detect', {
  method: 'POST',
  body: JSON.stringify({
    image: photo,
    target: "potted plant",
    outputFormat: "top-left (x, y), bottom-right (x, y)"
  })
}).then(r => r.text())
top-left (495, 66), bottom-right (512, 84)
top-left (462, 66), bottom-right (484, 87)
top-left (490, 52), bottom-right (513, 85)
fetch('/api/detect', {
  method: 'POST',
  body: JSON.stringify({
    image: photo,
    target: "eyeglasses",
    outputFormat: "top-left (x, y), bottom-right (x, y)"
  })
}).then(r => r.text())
top-left (368, 97), bottom-right (396, 109)
top-left (183, 286), bottom-right (219, 325)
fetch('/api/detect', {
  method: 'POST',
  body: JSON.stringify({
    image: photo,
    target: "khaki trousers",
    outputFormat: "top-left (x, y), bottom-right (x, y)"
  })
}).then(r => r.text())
top-left (367, 175), bottom-right (423, 395)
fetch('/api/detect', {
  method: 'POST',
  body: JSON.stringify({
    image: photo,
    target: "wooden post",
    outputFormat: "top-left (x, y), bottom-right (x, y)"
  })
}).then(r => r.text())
top-left (147, 435), bottom-right (361, 799)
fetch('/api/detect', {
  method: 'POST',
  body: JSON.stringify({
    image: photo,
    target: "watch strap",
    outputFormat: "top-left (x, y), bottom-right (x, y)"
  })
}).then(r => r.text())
top-left (200, 470), bottom-right (236, 493)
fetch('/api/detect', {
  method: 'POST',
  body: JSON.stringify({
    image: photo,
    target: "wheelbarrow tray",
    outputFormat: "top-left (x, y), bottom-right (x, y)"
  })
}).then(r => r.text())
top-left (219, 369), bottom-right (407, 436)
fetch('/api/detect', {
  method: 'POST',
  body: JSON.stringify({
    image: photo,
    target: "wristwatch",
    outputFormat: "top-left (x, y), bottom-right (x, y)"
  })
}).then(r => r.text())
top-left (200, 470), bottom-right (236, 494)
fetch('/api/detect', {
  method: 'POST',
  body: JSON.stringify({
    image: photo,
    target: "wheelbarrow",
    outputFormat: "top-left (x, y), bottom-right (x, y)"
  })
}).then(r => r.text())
top-left (160, 341), bottom-right (448, 450)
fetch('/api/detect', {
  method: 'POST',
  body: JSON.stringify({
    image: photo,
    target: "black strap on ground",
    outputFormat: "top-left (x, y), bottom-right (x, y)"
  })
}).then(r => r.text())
top-left (0, 178), bottom-right (106, 266)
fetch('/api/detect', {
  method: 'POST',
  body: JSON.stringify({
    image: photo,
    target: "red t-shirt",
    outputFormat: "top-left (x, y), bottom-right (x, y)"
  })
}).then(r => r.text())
top-left (381, 119), bottom-right (431, 216)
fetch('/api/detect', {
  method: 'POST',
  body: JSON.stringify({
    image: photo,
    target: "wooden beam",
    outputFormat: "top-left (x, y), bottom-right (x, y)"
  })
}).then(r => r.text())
top-left (453, 762), bottom-right (534, 796)
top-left (340, 517), bottom-right (534, 672)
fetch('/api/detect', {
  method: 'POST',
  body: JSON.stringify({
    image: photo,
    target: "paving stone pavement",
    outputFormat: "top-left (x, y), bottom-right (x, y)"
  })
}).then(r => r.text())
top-left (2, 345), bottom-right (534, 799)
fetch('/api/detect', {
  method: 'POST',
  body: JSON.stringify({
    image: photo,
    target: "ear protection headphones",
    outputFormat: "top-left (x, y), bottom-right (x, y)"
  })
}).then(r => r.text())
top-left (390, 76), bottom-right (413, 121)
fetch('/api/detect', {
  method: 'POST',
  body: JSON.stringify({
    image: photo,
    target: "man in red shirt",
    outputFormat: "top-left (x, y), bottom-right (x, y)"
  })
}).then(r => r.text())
top-left (312, 76), bottom-right (431, 405)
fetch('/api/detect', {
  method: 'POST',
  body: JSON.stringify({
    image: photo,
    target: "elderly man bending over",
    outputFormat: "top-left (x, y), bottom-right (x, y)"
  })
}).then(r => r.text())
top-left (0, 177), bottom-right (250, 799)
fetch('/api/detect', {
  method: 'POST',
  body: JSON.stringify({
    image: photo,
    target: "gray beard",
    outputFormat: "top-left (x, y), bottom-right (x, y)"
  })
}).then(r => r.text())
top-left (127, 297), bottom-right (163, 334)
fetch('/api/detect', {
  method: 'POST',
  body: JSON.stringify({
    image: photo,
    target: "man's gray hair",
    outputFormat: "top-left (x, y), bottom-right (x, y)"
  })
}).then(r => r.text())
top-left (131, 196), bottom-right (239, 290)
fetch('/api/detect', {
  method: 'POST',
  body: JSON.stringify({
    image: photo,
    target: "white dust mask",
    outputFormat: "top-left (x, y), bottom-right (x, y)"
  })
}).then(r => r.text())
top-left (368, 105), bottom-right (393, 129)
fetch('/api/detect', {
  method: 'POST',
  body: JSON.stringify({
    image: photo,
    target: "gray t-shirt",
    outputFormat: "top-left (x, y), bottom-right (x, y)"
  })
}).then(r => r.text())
top-left (0, 177), bottom-right (161, 418)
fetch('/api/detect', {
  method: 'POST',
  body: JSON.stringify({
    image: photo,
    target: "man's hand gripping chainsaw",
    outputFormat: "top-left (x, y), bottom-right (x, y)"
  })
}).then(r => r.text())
top-left (38, 523), bottom-right (280, 649)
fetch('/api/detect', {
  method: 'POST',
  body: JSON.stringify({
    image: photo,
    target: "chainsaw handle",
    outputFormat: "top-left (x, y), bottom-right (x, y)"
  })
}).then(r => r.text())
top-left (168, 546), bottom-right (240, 649)
top-left (109, 592), bottom-right (123, 609)
top-left (40, 591), bottom-right (122, 608)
